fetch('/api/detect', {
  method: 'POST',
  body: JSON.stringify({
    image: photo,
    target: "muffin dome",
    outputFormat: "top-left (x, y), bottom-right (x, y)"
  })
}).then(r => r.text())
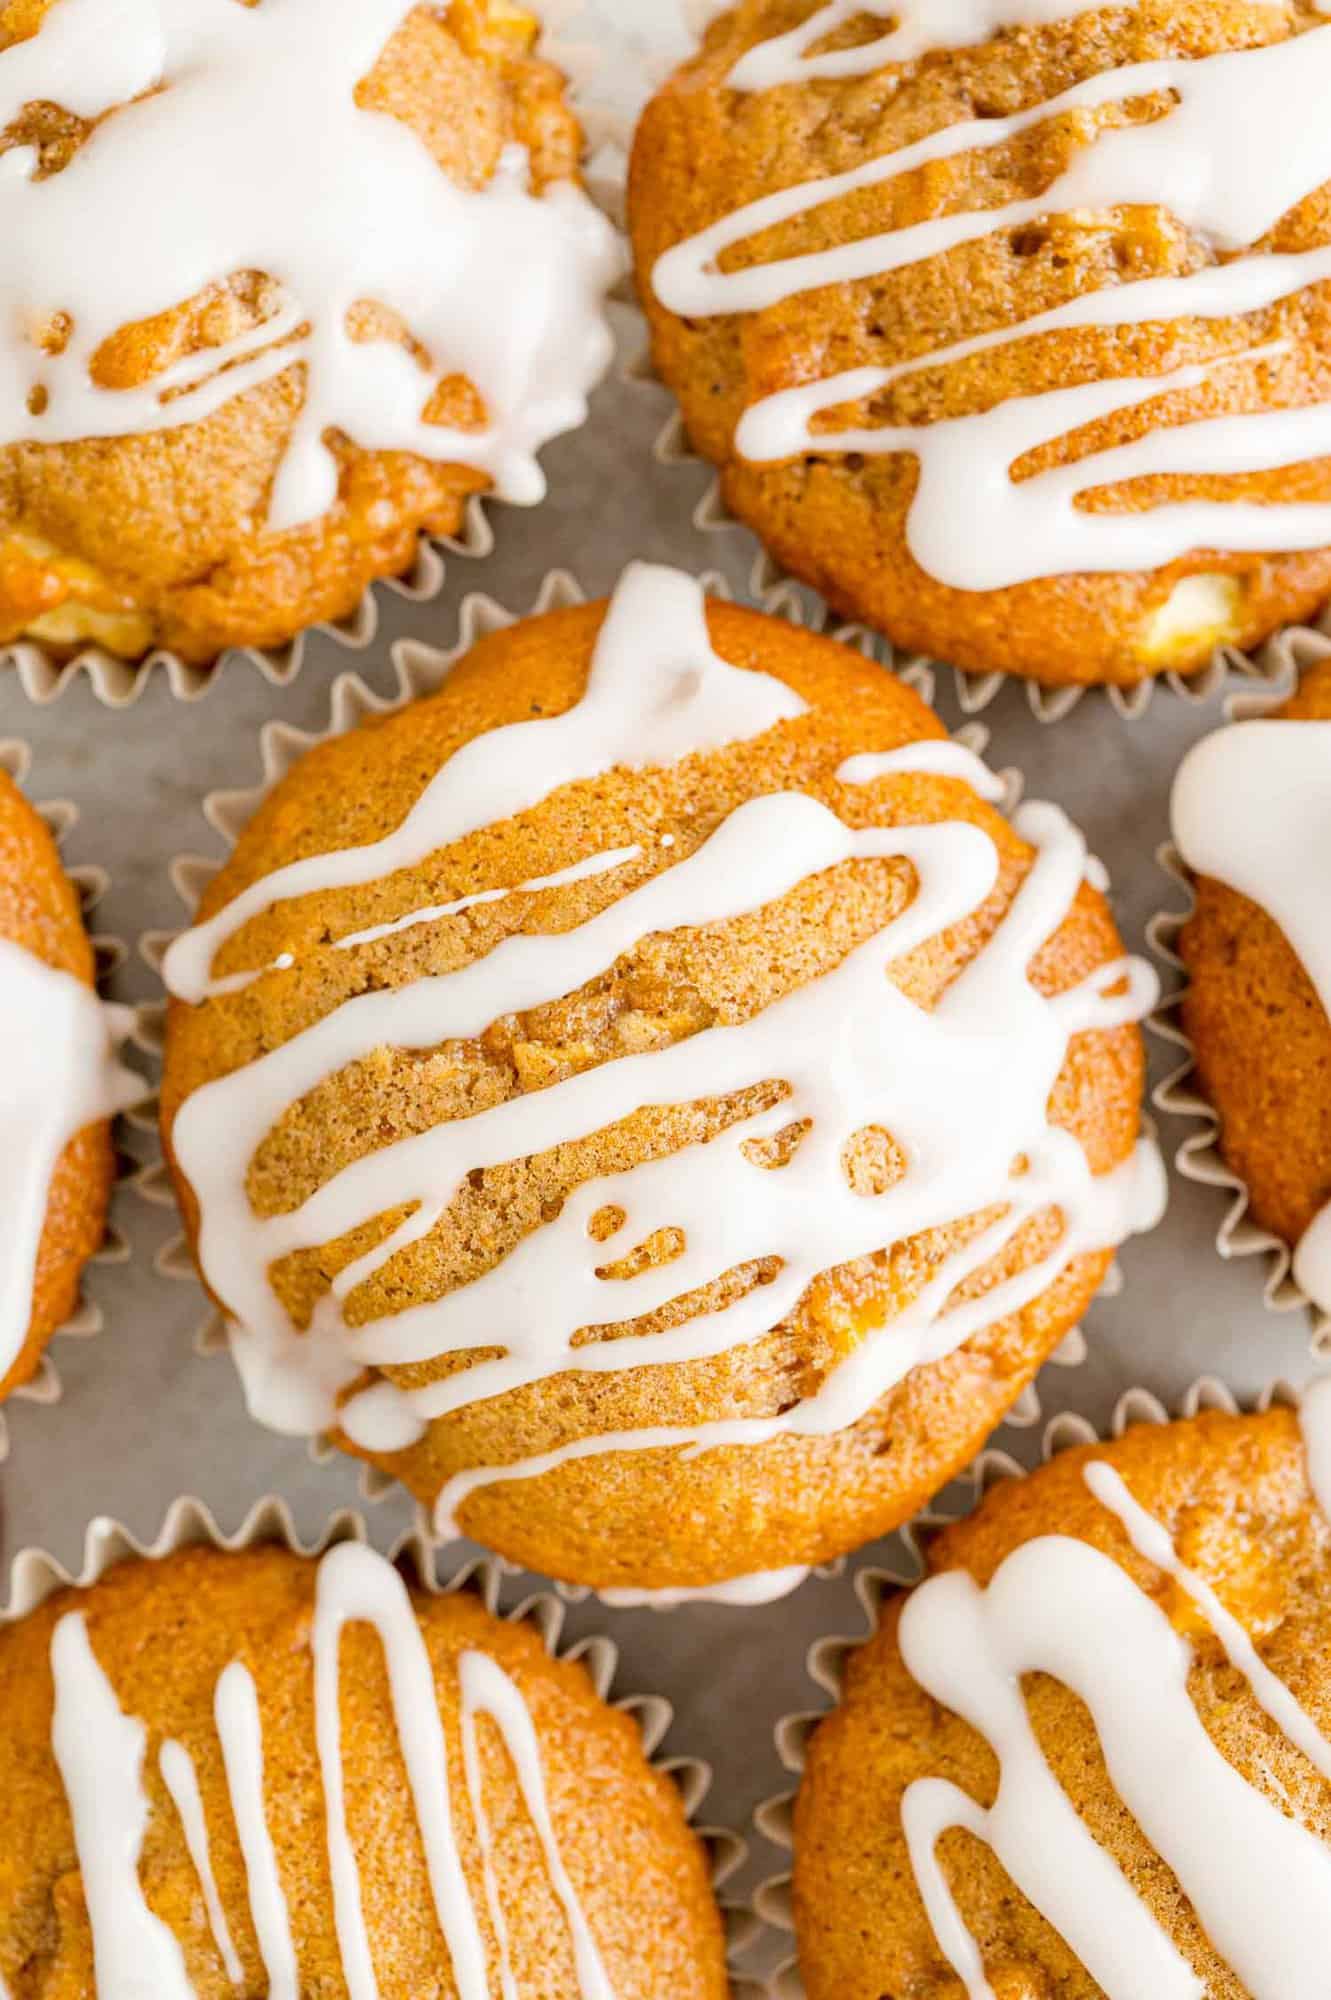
top-left (791, 1394), bottom-right (1331, 1999)
top-left (159, 562), bottom-right (1162, 1596)
top-left (0, 768), bottom-right (138, 1403)
top-left (630, 1), bottom-right (1331, 690)
top-left (0, 0), bottom-right (618, 664)
top-left (1172, 662), bottom-right (1331, 1320)
top-left (0, 1536), bottom-right (726, 1996)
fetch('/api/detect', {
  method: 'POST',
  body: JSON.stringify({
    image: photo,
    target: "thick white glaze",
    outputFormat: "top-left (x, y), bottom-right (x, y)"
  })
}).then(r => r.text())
top-left (163, 563), bottom-right (1161, 1552)
top-left (654, 5), bottom-right (1331, 590)
top-left (41, 1543), bottom-right (610, 1998)
top-left (0, 0), bottom-right (619, 528)
top-left (0, 936), bottom-right (142, 1386)
top-left (895, 1389), bottom-right (1331, 1997)
top-left (1171, 716), bottom-right (1331, 1313)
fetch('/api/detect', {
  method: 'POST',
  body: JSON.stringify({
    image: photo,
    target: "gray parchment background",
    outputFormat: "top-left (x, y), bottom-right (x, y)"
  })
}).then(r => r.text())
top-left (0, 1), bottom-right (1321, 1968)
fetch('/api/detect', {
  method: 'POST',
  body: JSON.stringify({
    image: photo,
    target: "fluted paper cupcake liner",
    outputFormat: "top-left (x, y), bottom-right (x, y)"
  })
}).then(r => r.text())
top-left (0, 737), bottom-right (151, 1463)
top-left (1148, 636), bottom-right (1331, 1354)
top-left (0, 1489), bottom-right (756, 1987)
top-left (137, 558), bottom-right (1146, 1533)
top-left (748, 1372), bottom-right (1299, 1998)
top-left (640, 373), bottom-right (1331, 726)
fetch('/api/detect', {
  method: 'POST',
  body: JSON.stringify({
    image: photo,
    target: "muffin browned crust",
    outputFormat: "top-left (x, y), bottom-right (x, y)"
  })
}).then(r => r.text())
top-left (629, 1), bottom-right (1331, 689)
top-left (0, 0), bottom-right (586, 665)
top-left (792, 1407), bottom-right (1329, 2000)
top-left (160, 596), bottom-right (1148, 1592)
top-left (0, 768), bottom-right (114, 1402)
top-left (0, 1541), bottom-right (727, 1997)
top-left (1177, 660), bottom-right (1331, 1268)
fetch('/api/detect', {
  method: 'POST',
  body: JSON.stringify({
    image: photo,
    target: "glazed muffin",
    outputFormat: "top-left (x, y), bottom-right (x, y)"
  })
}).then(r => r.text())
top-left (0, 768), bottom-right (138, 1403)
top-left (158, 561), bottom-right (1163, 1597)
top-left (0, 1535), bottom-right (726, 1996)
top-left (630, 1), bottom-right (1331, 690)
top-left (790, 1395), bottom-right (1331, 1999)
top-left (1171, 661), bottom-right (1331, 1320)
top-left (0, 0), bottom-right (619, 665)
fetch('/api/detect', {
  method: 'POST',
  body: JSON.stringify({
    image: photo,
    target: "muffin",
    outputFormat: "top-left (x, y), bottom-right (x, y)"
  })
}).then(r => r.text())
top-left (0, 1534), bottom-right (726, 1996)
top-left (0, 767), bottom-right (138, 1404)
top-left (159, 561), bottom-right (1163, 1597)
top-left (630, 1), bottom-right (1331, 691)
top-left (790, 1395), bottom-right (1331, 2000)
top-left (0, 0), bottom-right (619, 665)
top-left (1171, 661), bottom-right (1331, 1319)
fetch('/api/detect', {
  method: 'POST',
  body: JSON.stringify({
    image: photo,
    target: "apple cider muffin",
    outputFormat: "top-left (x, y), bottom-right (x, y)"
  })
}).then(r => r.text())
top-left (160, 563), bottom-right (1164, 1597)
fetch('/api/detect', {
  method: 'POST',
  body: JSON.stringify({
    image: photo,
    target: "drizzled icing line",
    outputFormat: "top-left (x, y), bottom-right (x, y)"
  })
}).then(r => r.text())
top-left (0, 0), bottom-right (621, 530)
top-left (31, 1543), bottom-right (617, 2000)
top-left (653, 4), bottom-right (1331, 590)
top-left (161, 561), bottom-right (1162, 1550)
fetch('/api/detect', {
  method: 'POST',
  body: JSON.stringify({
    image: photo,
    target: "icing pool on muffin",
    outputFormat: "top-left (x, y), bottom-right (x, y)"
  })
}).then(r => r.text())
top-left (159, 560), bottom-right (1163, 1596)
top-left (631, 0), bottom-right (1331, 688)
top-left (789, 1384), bottom-right (1331, 1999)
top-left (0, 0), bottom-right (620, 663)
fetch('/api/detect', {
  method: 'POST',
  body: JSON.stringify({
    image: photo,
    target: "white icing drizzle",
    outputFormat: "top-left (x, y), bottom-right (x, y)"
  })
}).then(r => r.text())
top-left (43, 1544), bottom-right (611, 1999)
top-left (597, 1564), bottom-right (810, 1609)
top-left (333, 846), bottom-right (644, 954)
top-left (896, 1405), bottom-right (1331, 1998)
top-left (1300, 1374), bottom-right (1331, 1522)
top-left (49, 1612), bottom-right (195, 1999)
top-left (725, 0), bottom-right (1144, 90)
top-left (1084, 1459), bottom-right (1331, 1785)
top-left (0, 0), bottom-right (620, 529)
top-left (213, 1662), bottom-right (299, 2000)
top-left (163, 564), bottom-right (1161, 1545)
top-left (654, 10), bottom-right (1331, 590)
top-left (1171, 716), bottom-right (1331, 1313)
top-left (0, 937), bottom-right (143, 1385)
top-left (459, 1648), bottom-right (615, 2000)
top-left (159, 1738), bottom-right (245, 1987)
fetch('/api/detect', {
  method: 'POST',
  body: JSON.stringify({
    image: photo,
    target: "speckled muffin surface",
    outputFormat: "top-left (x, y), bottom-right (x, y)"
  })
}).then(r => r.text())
top-left (0, 768), bottom-right (114, 1403)
top-left (159, 575), bottom-right (1157, 1594)
top-left (0, 1539), bottom-right (727, 1997)
top-left (1176, 660), bottom-right (1331, 1289)
top-left (0, 0), bottom-right (614, 665)
top-left (629, 0), bottom-right (1331, 689)
top-left (792, 1406), bottom-right (1331, 2000)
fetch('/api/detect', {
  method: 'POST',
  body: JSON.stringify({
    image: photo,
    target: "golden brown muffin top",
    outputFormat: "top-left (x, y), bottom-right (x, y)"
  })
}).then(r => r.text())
top-left (0, 768), bottom-right (117, 1401)
top-left (1176, 660), bottom-right (1331, 1271)
top-left (160, 570), bottom-right (1155, 1591)
top-left (630, 2), bottom-right (1331, 686)
top-left (794, 1403), bottom-right (1331, 2000)
top-left (0, 1538), bottom-right (727, 1998)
